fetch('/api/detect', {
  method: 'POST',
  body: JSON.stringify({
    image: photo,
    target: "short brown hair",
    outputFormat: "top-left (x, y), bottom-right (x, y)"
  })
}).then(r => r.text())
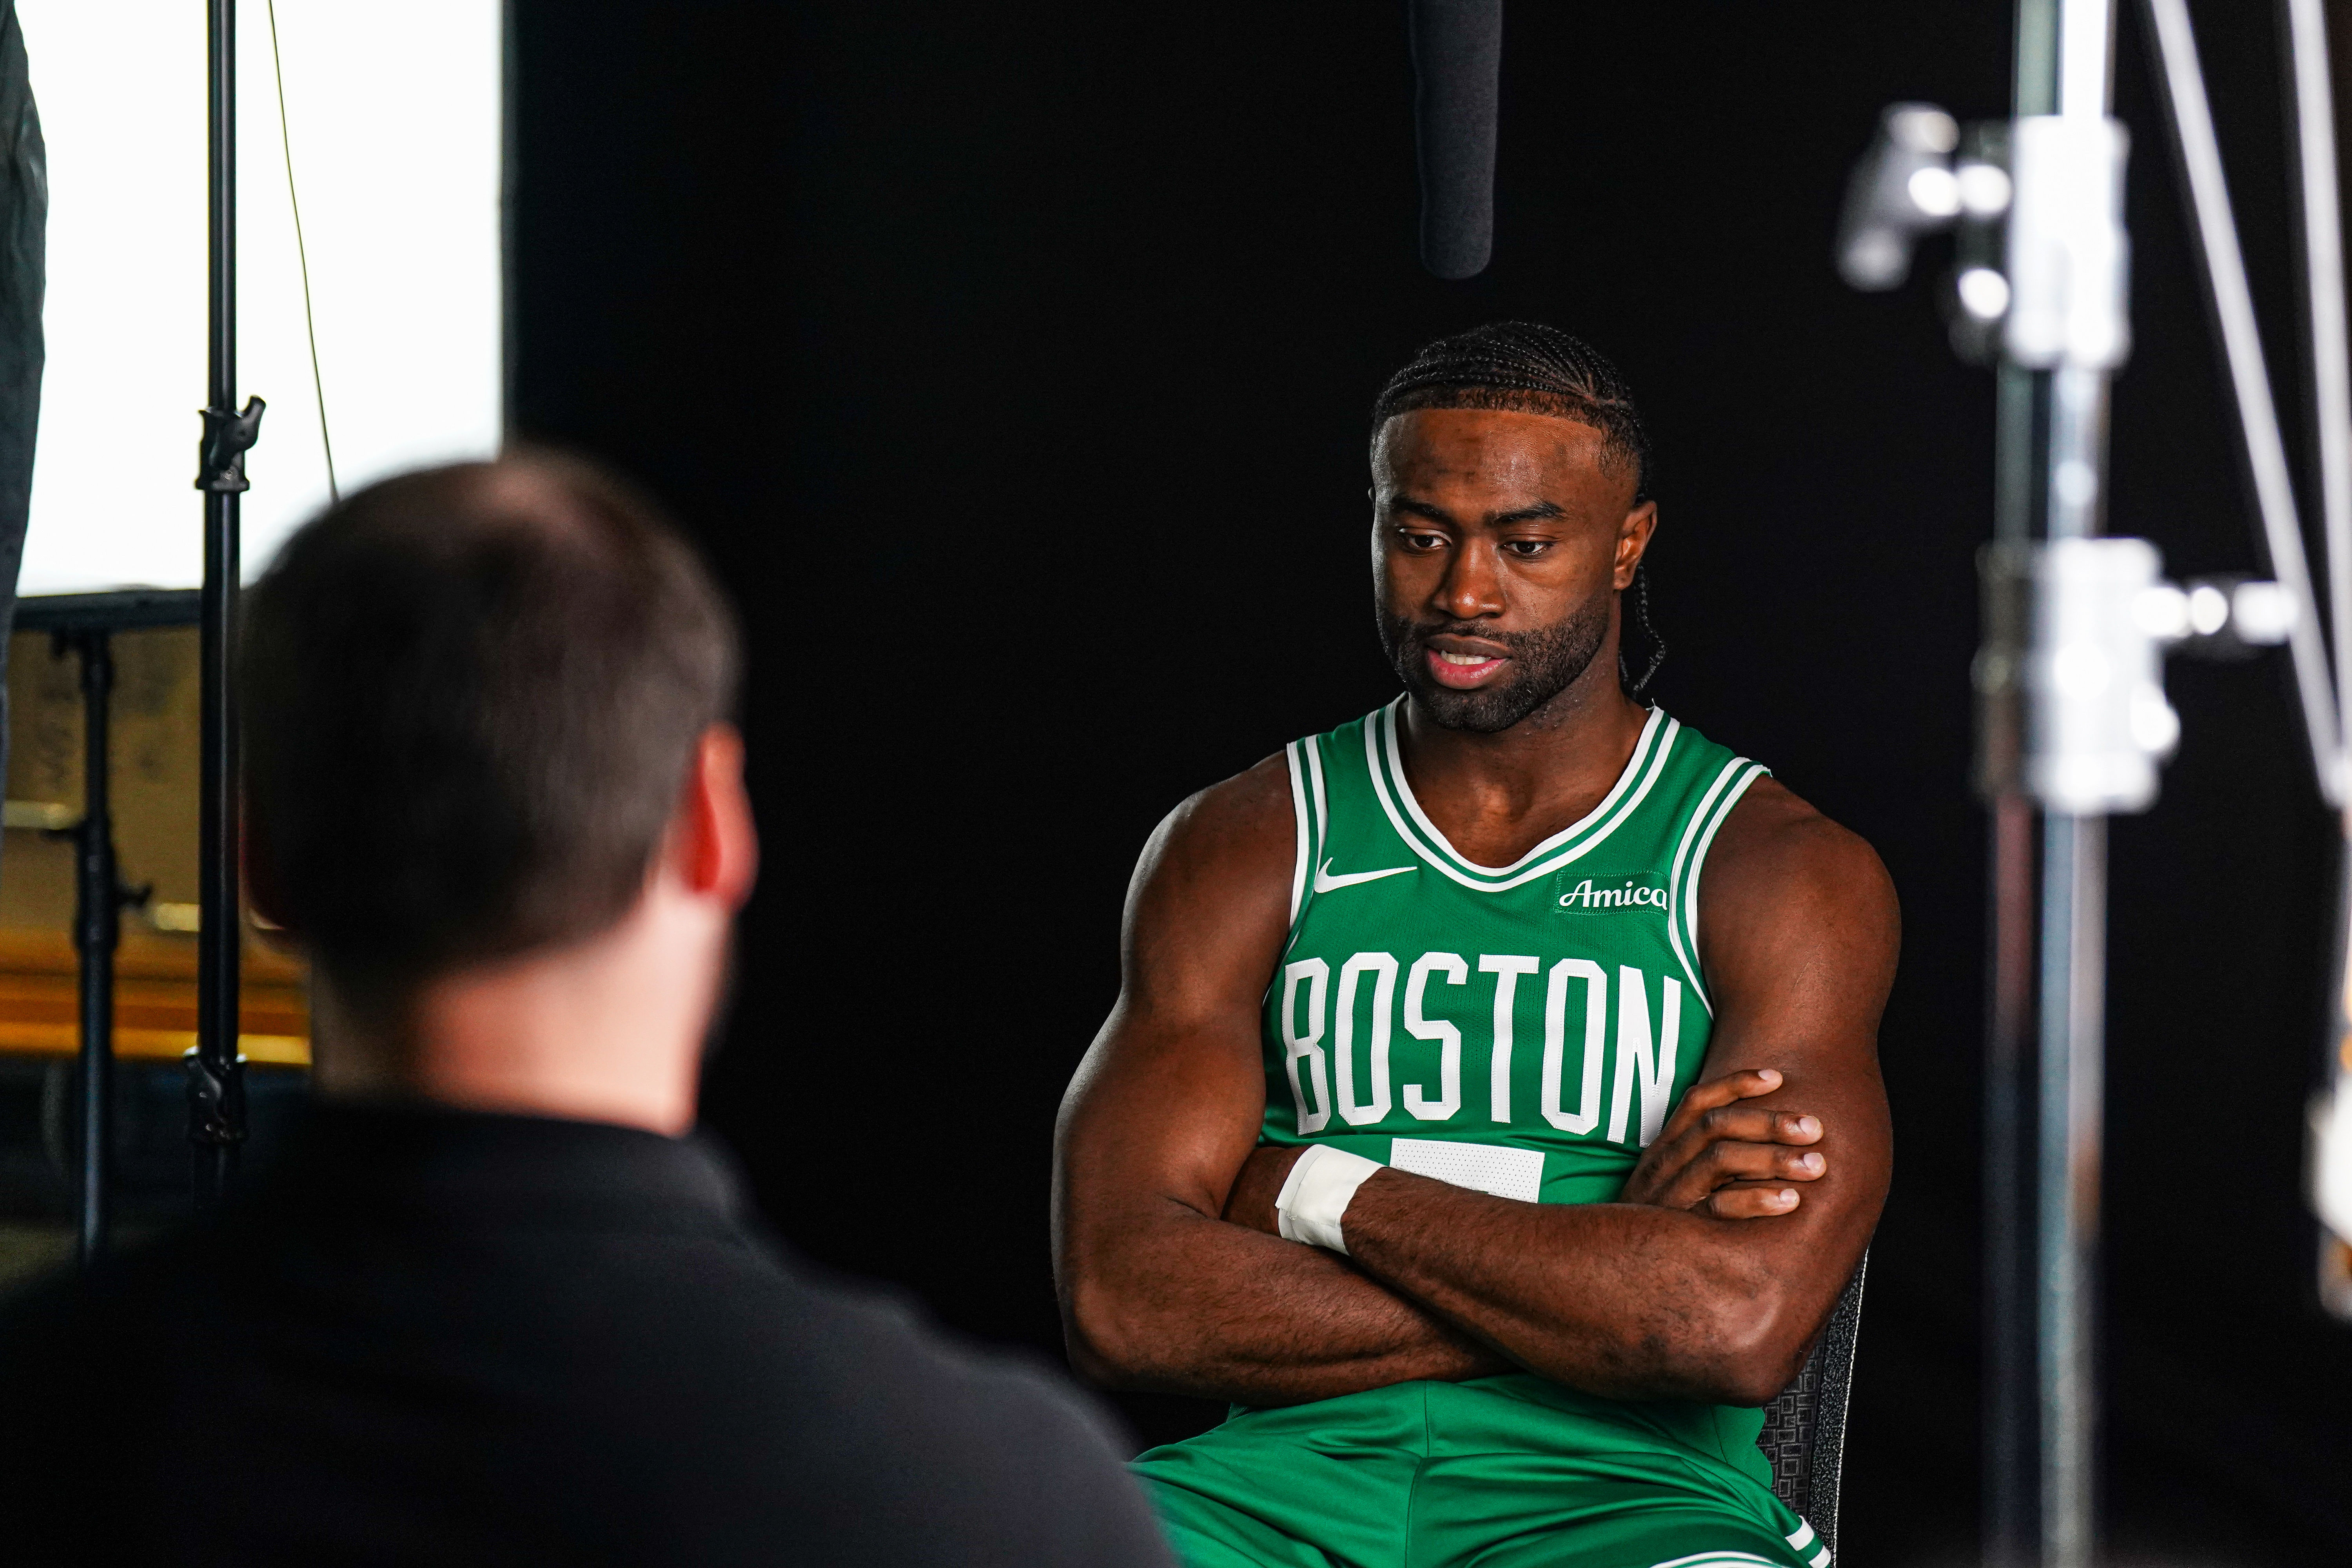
top-left (239, 451), bottom-right (740, 1001)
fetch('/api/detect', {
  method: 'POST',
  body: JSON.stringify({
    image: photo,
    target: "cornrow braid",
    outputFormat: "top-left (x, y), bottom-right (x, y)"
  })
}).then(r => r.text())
top-left (1369, 321), bottom-right (1653, 501)
top-left (1372, 321), bottom-right (1666, 696)
top-left (1620, 562), bottom-right (1667, 699)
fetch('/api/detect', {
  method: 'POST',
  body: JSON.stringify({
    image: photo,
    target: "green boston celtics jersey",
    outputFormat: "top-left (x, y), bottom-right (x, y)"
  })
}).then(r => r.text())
top-left (1259, 699), bottom-right (1768, 1196)
top-left (1133, 701), bottom-right (1813, 1568)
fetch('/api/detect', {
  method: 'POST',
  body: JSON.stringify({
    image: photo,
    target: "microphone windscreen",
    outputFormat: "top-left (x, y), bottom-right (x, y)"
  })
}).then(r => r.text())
top-left (1408, 0), bottom-right (1502, 280)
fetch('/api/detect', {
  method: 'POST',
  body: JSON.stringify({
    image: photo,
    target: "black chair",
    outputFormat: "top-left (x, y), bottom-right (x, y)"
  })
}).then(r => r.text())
top-left (1757, 1258), bottom-right (1867, 1554)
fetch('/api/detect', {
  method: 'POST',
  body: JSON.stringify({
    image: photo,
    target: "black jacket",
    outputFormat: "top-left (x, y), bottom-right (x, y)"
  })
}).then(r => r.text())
top-left (0, 1104), bottom-right (1173, 1567)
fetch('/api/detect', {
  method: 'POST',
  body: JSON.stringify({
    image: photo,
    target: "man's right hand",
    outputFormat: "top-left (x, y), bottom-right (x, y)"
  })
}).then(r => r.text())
top-left (1616, 1069), bottom-right (1826, 1218)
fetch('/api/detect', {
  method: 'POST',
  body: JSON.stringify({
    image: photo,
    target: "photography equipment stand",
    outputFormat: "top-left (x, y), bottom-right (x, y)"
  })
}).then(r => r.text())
top-left (194, 0), bottom-right (262, 1207)
top-left (1839, 0), bottom-right (2341, 1563)
top-left (19, 594), bottom-right (199, 1256)
top-left (1839, 71), bottom-right (2144, 1553)
top-left (13, 591), bottom-right (200, 1260)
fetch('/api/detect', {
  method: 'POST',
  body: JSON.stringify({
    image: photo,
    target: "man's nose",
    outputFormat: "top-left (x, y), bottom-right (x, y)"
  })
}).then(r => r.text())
top-left (1433, 536), bottom-right (1504, 621)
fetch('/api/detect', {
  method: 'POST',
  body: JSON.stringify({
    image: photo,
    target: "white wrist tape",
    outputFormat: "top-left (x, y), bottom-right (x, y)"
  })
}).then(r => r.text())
top-left (1274, 1145), bottom-right (1384, 1255)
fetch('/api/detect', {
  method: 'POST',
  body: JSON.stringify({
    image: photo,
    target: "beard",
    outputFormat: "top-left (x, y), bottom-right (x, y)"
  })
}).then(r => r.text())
top-left (1377, 597), bottom-right (1614, 734)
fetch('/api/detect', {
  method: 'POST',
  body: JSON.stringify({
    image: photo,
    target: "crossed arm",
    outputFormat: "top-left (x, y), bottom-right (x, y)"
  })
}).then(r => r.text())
top-left (1051, 753), bottom-right (1898, 1410)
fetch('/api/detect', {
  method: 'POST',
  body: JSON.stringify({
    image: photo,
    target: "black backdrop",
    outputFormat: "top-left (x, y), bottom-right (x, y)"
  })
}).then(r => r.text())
top-left (507, 4), bottom-right (2352, 1562)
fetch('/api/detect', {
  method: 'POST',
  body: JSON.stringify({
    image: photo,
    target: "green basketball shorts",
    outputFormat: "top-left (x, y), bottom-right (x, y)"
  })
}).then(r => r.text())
top-left (1132, 1375), bottom-right (1829, 1568)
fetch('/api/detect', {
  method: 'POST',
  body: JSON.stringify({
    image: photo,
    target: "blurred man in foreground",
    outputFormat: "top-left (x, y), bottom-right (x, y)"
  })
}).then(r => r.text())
top-left (0, 454), bottom-right (1172, 1567)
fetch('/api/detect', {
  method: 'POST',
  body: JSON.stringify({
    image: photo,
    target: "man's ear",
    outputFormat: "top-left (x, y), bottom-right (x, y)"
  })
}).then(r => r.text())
top-left (1613, 500), bottom-right (1658, 590)
top-left (241, 809), bottom-right (301, 936)
top-left (669, 724), bottom-right (759, 908)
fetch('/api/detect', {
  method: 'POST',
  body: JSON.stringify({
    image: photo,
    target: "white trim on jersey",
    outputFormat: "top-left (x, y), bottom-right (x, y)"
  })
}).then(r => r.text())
top-left (1365, 701), bottom-right (1681, 893)
top-left (1663, 757), bottom-right (1766, 1015)
top-left (1305, 733), bottom-right (1330, 861)
top-left (1283, 740), bottom-right (1312, 927)
top-left (1677, 762), bottom-right (1767, 1013)
top-left (1383, 701), bottom-right (1668, 878)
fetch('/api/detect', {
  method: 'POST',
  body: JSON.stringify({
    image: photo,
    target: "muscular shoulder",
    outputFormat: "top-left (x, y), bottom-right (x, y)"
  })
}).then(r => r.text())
top-left (1132, 751), bottom-right (1294, 913)
top-left (1118, 751), bottom-right (1296, 1003)
top-left (1167, 751), bottom-right (1294, 849)
top-left (1697, 777), bottom-right (1898, 976)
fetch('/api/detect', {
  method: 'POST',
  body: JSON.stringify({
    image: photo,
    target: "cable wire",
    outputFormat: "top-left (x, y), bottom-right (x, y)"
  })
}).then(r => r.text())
top-left (265, 0), bottom-right (337, 504)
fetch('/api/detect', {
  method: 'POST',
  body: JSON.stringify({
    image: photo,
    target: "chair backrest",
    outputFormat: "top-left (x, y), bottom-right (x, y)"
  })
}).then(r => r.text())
top-left (1756, 1256), bottom-right (1867, 1553)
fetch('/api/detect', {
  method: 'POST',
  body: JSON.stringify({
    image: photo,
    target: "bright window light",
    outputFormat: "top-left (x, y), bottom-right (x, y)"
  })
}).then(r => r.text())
top-left (15, 1), bottom-right (501, 597)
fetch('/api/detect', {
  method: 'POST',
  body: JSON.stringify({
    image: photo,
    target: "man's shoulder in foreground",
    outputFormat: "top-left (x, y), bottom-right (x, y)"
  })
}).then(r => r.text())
top-left (625, 1207), bottom-right (1174, 1566)
top-left (0, 1106), bottom-right (1172, 1568)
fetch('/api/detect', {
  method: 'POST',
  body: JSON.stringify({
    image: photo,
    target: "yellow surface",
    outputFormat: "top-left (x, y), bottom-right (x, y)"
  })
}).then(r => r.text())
top-left (0, 926), bottom-right (310, 1066)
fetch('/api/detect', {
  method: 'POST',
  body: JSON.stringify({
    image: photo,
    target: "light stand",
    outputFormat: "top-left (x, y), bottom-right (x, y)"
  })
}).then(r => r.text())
top-left (14, 591), bottom-right (196, 1261)
top-left (1838, 1), bottom-right (2347, 1565)
top-left (192, 0), bottom-right (263, 1206)
top-left (2000, 24), bottom-right (2129, 1566)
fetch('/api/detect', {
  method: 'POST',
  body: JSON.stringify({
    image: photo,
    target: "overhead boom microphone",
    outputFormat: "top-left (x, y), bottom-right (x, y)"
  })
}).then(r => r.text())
top-left (1408, 0), bottom-right (1502, 279)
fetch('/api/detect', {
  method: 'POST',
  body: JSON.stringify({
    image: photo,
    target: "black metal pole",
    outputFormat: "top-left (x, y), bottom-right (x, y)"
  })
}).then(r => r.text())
top-left (193, 0), bottom-right (260, 1205)
top-left (71, 631), bottom-right (115, 1262)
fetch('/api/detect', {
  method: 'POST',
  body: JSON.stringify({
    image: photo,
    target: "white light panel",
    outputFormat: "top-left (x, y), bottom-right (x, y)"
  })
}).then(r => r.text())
top-left (15, 0), bottom-right (502, 597)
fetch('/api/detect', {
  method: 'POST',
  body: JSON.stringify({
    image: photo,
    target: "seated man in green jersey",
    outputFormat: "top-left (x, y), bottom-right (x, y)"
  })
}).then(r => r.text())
top-left (1053, 322), bottom-right (1896, 1568)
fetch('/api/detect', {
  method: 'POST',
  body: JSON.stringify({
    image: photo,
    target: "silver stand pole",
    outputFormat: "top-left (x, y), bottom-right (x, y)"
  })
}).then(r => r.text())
top-left (1985, 361), bottom-right (2043, 1568)
top-left (2036, 807), bottom-right (2105, 1568)
top-left (2037, 352), bottom-right (2114, 1568)
top-left (1991, 6), bottom-right (2118, 1566)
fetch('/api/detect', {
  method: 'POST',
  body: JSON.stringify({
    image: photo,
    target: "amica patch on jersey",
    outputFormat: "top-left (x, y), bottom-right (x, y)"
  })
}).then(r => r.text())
top-left (1552, 871), bottom-right (1669, 915)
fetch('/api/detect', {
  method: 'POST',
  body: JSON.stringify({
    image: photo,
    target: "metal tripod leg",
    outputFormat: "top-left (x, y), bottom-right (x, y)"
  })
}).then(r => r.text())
top-left (68, 630), bottom-right (116, 1263)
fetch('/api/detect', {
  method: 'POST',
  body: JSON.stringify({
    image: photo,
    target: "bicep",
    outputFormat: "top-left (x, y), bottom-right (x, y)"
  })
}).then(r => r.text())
top-left (1694, 795), bottom-right (1898, 1259)
top-left (1056, 763), bottom-right (1294, 1234)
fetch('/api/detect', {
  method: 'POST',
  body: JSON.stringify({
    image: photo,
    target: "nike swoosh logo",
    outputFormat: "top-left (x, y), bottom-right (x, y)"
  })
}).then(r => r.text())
top-left (1313, 858), bottom-right (1418, 894)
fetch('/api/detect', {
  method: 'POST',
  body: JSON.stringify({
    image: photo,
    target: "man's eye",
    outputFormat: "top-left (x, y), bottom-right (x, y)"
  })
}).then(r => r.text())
top-left (1399, 531), bottom-right (1447, 551)
top-left (1503, 539), bottom-right (1550, 557)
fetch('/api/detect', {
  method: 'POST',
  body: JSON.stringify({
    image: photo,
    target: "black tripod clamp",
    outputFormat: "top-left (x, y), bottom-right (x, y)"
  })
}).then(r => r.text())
top-left (196, 396), bottom-right (266, 494)
top-left (184, 1050), bottom-right (248, 1148)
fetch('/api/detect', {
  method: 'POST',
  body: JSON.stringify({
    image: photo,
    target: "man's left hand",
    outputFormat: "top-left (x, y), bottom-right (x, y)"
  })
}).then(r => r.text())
top-left (1616, 1067), bottom-right (1828, 1218)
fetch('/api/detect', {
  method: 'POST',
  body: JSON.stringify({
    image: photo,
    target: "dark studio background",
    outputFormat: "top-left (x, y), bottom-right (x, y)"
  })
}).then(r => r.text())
top-left (505, 4), bottom-right (2351, 1563)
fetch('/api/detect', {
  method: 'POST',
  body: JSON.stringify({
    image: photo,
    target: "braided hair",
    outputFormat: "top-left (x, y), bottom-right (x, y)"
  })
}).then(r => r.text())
top-left (1370, 321), bottom-right (1666, 698)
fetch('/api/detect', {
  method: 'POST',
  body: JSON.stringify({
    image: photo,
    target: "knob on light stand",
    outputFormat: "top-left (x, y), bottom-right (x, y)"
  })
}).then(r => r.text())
top-left (1977, 548), bottom-right (2298, 813)
top-left (1835, 103), bottom-right (1967, 291)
